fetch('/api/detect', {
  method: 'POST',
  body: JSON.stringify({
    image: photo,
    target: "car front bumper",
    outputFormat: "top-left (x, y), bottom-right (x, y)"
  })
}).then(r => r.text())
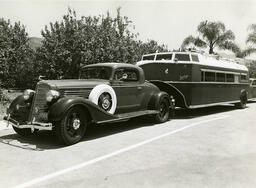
top-left (3, 114), bottom-right (53, 131)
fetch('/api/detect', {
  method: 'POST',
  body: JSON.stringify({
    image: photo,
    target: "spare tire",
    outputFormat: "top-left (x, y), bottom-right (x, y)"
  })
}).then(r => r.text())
top-left (89, 84), bottom-right (117, 114)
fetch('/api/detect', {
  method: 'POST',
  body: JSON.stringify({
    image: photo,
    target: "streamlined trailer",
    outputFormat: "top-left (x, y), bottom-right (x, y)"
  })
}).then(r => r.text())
top-left (137, 51), bottom-right (251, 109)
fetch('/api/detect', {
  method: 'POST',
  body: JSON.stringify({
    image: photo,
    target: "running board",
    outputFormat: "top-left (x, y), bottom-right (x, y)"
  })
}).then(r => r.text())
top-left (95, 110), bottom-right (159, 124)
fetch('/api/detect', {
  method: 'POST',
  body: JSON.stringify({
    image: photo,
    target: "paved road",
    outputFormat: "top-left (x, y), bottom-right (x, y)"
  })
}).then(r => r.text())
top-left (0, 102), bottom-right (256, 188)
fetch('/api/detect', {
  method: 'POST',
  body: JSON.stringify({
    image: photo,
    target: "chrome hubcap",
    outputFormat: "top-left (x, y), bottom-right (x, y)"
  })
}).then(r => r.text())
top-left (102, 98), bottom-right (110, 110)
top-left (72, 118), bottom-right (80, 130)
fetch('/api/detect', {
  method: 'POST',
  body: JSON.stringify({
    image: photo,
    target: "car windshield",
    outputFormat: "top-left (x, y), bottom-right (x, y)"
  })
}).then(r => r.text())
top-left (80, 67), bottom-right (112, 80)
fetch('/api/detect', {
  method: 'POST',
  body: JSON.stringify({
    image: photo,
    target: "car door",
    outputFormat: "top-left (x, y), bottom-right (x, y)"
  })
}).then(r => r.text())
top-left (111, 67), bottom-right (144, 113)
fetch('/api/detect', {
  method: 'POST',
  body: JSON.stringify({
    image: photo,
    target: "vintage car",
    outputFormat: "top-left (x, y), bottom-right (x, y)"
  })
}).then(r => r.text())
top-left (4, 63), bottom-right (174, 145)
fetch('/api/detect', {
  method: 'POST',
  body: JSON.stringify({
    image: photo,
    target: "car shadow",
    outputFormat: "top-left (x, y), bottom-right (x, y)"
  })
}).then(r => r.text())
top-left (0, 130), bottom-right (62, 150)
top-left (0, 104), bottom-right (246, 150)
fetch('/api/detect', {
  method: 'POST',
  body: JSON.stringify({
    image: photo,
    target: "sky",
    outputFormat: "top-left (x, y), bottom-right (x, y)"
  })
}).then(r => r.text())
top-left (1, 0), bottom-right (256, 58)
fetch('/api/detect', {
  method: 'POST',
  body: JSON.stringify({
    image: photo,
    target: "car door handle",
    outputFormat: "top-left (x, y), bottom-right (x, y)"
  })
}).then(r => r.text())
top-left (137, 86), bottom-right (142, 90)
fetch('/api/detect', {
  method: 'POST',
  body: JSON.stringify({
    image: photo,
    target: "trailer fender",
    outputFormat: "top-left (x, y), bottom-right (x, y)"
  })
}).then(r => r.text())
top-left (149, 80), bottom-right (189, 108)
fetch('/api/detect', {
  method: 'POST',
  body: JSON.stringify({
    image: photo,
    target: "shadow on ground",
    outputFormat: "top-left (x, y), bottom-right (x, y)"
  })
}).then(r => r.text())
top-left (0, 104), bottom-right (250, 150)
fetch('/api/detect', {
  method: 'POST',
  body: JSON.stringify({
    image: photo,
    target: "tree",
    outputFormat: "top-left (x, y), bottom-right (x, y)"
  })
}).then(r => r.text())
top-left (0, 18), bottom-right (36, 88)
top-left (36, 8), bottom-right (167, 80)
top-left (247, 60), bottom-right (256, 78)
top-left (181, 21), bottom-right (239, 54)
top-left (241, 24), bottom-right (256, 57)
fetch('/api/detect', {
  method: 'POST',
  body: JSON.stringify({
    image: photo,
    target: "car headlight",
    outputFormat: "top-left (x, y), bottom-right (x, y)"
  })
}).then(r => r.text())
top-left (46, 90), bottom-right (60, 102)
top-left (23, 89), bottom-right (35, 100)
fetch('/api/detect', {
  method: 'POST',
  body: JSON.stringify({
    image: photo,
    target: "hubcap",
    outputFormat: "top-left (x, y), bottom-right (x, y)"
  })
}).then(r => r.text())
top-left (102, 98), bottom-right (110, 109)
top-left (72, 118), bottom-right (80, 130)
top-left (98, 92), bottom-right (112, 111)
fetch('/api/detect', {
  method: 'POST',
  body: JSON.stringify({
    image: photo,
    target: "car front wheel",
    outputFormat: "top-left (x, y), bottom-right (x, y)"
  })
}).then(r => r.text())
top-left (154, 96), bottom-right (170, 123)
top-left (55, 106), bottom-right (87, 145)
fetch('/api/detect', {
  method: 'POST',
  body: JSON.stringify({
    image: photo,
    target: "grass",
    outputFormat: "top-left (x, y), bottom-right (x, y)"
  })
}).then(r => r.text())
top-left (0, 90), bottom-right (22, 120)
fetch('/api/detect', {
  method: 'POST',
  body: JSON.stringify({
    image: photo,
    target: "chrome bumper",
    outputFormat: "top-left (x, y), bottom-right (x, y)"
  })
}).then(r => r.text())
top-left (3, 114), bottom-right (53, 131)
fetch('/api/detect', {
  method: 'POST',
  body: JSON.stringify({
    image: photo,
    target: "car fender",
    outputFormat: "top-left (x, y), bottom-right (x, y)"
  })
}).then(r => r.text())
top-left (7, 95), bottom-right (24, 114)
top-left (48, 97), bottom-right (116, 123)
top-left (148, 91), bottom-right (173, 110)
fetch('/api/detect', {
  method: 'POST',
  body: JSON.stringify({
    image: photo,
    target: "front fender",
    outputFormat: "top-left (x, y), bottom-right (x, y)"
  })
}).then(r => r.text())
top-left (48, 97), bottom-right (116, 123)
top-left (6, 95), bottom-right (31, 123)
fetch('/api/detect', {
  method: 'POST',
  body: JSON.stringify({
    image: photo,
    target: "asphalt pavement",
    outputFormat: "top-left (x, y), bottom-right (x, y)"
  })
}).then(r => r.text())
top-left (0, 102), bottom-right (256, 188)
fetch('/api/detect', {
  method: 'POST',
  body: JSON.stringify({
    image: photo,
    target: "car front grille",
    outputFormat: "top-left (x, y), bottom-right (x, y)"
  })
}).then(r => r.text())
top-left (61, 88), bottom-right (92, 98)
top-left (29, 83), bottom-right (50, 122)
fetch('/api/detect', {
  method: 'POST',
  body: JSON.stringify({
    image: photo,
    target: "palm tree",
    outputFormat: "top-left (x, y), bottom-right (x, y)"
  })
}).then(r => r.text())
top-left (181, 21), bottom-right (239, 54)
top-left (243, 24), bottom-right (256, 57)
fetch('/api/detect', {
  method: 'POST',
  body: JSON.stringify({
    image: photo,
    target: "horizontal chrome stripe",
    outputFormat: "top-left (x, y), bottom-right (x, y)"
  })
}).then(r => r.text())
top-left (152, 80), bottom-right (250, 85)
top-left (189, 100), bottom-right (240, 109)
top-left (200, 68), bottom-right (242, 75)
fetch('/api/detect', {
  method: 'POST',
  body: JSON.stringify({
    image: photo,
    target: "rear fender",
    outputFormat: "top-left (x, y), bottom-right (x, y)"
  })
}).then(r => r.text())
top-left (148, 91), bottom-right (173, 110)
top-left (48, 97), bottom-right (116, 123)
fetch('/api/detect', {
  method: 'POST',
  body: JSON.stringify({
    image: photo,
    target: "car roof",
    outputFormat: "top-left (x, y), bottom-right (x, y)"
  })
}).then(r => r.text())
top-left (83, 63), bottom-right (137, 69)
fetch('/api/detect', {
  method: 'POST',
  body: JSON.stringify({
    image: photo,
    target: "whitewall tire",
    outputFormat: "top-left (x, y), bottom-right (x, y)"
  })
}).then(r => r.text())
top-left (89, 84), bottom-right (117, 114)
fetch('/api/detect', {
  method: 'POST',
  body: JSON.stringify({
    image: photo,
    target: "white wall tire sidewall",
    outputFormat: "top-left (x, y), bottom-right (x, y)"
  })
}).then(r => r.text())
top-left (89, 84), bottom-right (117, 114)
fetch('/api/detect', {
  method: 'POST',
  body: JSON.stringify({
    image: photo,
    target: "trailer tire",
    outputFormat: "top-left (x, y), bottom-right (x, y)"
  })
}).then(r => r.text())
top-left (235, 91), bottom-right (247, 109)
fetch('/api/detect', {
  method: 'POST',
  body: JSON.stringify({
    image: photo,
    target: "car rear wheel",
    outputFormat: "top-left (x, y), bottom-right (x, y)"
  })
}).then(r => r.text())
top-left (55, 106), bottom-right (87, 145)
top-left (154, 96), bottom-right (170, 123)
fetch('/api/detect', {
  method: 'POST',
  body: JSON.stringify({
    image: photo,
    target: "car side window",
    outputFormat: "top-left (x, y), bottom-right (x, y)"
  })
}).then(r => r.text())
top-left (114, 68), bottom-right (139, 82)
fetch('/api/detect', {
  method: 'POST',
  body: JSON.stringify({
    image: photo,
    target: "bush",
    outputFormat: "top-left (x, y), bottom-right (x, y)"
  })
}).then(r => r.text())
top-left (0, 18), bottom-right (37, 89)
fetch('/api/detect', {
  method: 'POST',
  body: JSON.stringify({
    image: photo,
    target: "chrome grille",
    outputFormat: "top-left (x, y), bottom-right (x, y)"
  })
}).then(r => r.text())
top-left (29, 83), bottom-right (50, 122)
top-left (61, 88), bottom-right (92, 98)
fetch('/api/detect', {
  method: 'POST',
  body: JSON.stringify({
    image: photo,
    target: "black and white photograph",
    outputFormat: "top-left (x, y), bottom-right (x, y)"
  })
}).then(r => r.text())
top-left (0, 0), bottom-right (256, 187)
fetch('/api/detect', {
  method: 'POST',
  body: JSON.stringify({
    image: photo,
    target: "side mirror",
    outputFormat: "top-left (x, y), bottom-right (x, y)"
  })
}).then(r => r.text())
top-left (174, 58), bottom-right (178, 63)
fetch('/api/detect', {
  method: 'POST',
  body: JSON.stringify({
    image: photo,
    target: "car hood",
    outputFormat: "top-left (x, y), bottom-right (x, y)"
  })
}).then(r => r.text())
top-left (39, 79), bottom-right (110, 89)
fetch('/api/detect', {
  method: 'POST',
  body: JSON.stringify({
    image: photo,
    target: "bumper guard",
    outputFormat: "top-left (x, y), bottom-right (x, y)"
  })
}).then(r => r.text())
top-left (3, 114), bottom-right (53, 131)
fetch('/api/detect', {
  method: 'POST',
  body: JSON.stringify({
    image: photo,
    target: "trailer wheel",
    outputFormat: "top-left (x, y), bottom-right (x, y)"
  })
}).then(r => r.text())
top-left (55, 106), bottom-right (87, 145)
top-left (235, 92), bottom-right (247, 109)
top-left (154, 95), bottom-right (170, 123)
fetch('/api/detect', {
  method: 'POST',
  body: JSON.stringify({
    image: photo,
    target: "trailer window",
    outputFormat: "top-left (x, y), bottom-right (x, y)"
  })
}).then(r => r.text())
top-left (175, 54), bottom-right (190, 61)
top-left (240, 74), bottom-right (247, 81)
top-left (216, 73), bottom-right (225, 82)
top-left (201, 71), bottom-right (205, 81)
top-left (156, 54), bottom-right (172, 60)
top-left (191, 55), bottom-right (199, 62)
top-left (205, 72), bottom-right (215, 82)
top-left (226, 74), bottom-right (234, 82)
top-left (142, 55), bottom-right (155, 60)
